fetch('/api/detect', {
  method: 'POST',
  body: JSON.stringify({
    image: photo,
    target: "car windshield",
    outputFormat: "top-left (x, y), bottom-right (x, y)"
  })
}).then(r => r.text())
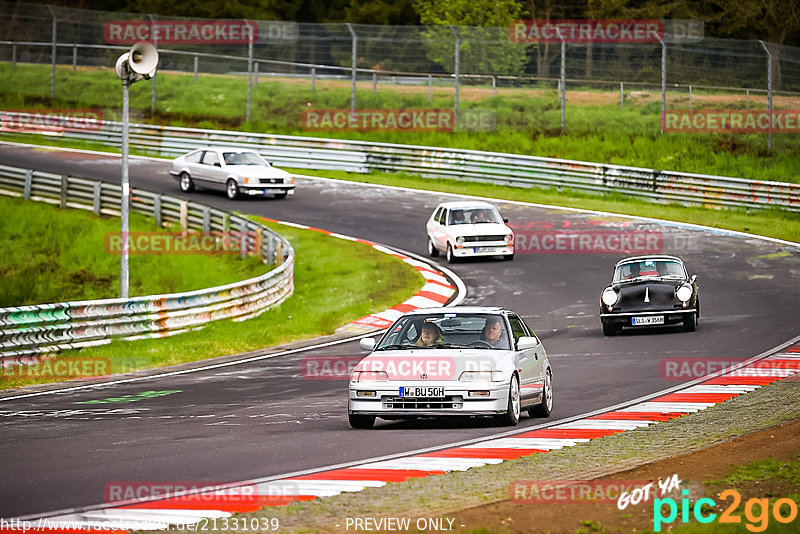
top-left (222, 152), bottom-right (266, 166)
top-left (613, 259), bottom-right (685, 282)
top-left (376, 313), bottom-right (511, 350)
top-left (448, 207), bottom-right (502, 225)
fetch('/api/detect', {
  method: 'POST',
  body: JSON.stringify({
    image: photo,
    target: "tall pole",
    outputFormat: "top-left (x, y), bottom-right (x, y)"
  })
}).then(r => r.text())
top-left (247, 35), bottom-right (253, 122)
top-left (450, 26), bottom-right (460, 123)
top-left (660, 35), bottom-right (666, 132)
top-left (148, 15), bottom-right (157, 117)
top-left (760, 41), bottom-right (773, 150)
top-left (47, 5), bottom-right (56, 100)
top-left (346, 23), bottom-right (357, 114)
top-left (121, 77), bottom-right (130, 298)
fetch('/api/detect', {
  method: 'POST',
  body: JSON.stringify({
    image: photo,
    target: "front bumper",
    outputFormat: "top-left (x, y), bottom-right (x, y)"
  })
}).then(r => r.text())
top-left (240, 185), bottom-right (295, 196)
top-left (452, 244), bottom-right (514, 258)
top-left (600, 309), bottom-right (696, 327)
top-left (348, 381), bottom-right (509, 418)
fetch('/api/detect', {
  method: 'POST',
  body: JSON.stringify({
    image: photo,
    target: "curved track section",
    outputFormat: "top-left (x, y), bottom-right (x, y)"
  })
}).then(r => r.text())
top-left (1, 143), bottom-right (799, 519)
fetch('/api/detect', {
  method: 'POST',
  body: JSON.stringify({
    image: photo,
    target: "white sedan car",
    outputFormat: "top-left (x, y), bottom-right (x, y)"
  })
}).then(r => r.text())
top-left (348, 307), bottom-right (553, 429)
top-left (426, 201), bottom-right (514, 262)
top-left (169, 147), bottom-right (295, 200)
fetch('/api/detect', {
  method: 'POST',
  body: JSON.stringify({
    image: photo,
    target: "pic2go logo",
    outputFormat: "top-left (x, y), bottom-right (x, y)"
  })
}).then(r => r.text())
top-left (654, 489), bottom-right (799, 532)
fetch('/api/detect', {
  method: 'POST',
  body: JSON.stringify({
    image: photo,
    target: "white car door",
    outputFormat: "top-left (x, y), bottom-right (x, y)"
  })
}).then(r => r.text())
top-left (201, 150), bottom-right (228, 190)
top-left (427, 207), bottom-right (447, 251)
top-left (508, 314), bottom-right (544, 403)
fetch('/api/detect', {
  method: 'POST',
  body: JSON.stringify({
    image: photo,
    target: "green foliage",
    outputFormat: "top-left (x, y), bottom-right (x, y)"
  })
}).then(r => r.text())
top-left (0, 196), bottom-right (268, 306)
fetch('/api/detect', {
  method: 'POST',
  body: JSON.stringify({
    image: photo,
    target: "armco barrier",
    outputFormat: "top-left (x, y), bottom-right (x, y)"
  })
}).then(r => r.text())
top-left (2, 117), bottom-right (798, 212)
top-left (0, 164), bottom-right (294, 363)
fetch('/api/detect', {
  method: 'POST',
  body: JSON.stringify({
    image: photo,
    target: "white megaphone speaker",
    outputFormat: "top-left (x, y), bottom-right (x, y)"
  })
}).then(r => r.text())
top-left (115, 41), bottom-right (158, 82)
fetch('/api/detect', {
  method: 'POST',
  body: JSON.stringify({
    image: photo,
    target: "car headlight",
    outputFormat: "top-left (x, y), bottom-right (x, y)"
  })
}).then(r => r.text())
top-left (602, 288), bottom-right (619, 306)
top-left (459, 370), bottom-right (504, 382)
top-left (350, 370), bottom-right (388, 383)
top-left (505, 233), bottom-right (514, 243)
top-left (455, 236), bottom-right (464, 245)
top-left (676, 284), bottom-right (693, 302)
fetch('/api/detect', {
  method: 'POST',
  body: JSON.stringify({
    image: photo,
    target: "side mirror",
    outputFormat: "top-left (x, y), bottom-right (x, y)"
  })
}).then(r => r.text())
top-left (517, 336), bottom-right (540, 350)
top-left (359, 338), bottom-right (376, 351)
top-left (689, 274), bottom-right (697, 284)
top-left (214, 162), bottom-right (221, 167)
top-left (503, 217), bottom-right (509, 223)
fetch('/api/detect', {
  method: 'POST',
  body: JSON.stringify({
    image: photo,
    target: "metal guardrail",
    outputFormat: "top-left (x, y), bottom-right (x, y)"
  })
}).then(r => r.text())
top-left (5, 118), bottom-right (798, 213)
top-left (0, 164), bottom-right (294, 363)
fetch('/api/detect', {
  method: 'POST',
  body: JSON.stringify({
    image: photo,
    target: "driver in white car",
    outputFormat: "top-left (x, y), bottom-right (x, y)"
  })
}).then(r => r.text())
top-left (481, 317), bottom-right (510, 349)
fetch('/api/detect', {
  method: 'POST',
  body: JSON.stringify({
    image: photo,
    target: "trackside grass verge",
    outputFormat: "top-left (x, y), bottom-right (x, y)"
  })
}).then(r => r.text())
top-left (0, 195), bottom-right (268, 306)
top-left (1, 63), bottom-right (799, 182)
top-left (140, 376), bottom-right (800, 534)
top-left (0, 218), bottom-right (425, 390)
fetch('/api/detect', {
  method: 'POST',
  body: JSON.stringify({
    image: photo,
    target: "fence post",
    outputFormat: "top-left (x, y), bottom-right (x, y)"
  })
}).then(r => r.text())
top-left (72, 45), bottom-right (77, 73)
top-left (372, 71), bottom-right (377, 95)
top-left (450, 25), bottom-right (460, 122)
top-left (60, 175), bottom-right (68, 209)
top-left (688, 85), bottom-right (692, 110)
top-left (239, 220), bottom-right (248, 259)
top-left (93, 182), bottom-right (101, 214)
top-left (47, 5), bottom-right (56, 100)
top-left (12, 44), bottom-right (16, 67)
top-left (202, 207), bottom-right (210, 233)
top-left (660, 35), bottom-right (666, 132)
top-left (428, 74), bottom-right (432, 102)
top-left (311, 66), bottom-right (316, 91)
top-left (746, 89), bottom-right (750, 109)
top-left (620, 82), bottom-right (624, 107)
top-left (255, 228), bottom-right (264, 262)
top-left (180, 200), bottom-right (188, 234)
top-left (254, 61), bottom-right (259, 87)
top-left (759, 41), bottom-right (773, 150)
top-left (492, 76), bottom-right (496, 97)
top-left (346, 23), bottom-right (357, 114)
top-left (23, 169), bottom-right (32, 200)
top-left (555, 27), bottom-right (566, 133)
top-left (193, 55), bottom-right (198, 81)
top-left (246, 25), bottom-right (253, 122)
top-left (154, 194), bottom-right (162, 227)
top-left (267, 234), bottom-right (275, 265)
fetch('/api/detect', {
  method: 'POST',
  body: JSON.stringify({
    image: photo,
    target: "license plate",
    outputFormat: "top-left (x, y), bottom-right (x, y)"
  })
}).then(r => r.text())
top-left (632, 315), bottom-right (664, 326)
top-left (474, 247), bottom-right (495, 253)
top-left (263, 189), bottom-right (283, 194)
top-left (399, 387), bottom-right (445, 398)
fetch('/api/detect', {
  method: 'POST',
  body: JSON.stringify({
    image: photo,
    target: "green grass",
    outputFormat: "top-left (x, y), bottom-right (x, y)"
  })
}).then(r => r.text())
top-left (0, 217), bottom-right (425, 389)
top-left (1, 62), bottom-right (799, 183)
top-left (0, 195), bottom-right (268, 306)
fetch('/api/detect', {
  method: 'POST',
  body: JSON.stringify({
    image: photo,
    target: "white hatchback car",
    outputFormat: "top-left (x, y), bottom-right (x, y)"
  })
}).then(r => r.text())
top-left (348, 306), bottom-right (553, 429)
top-left (426, 201), bottom-right (514, 262)
top-left (169, 147), bottom-right (295, 200)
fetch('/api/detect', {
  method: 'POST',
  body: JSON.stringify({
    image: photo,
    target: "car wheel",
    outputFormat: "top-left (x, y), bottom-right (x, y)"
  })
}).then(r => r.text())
top-left (683, 311), bottom-right (697, 332)
top-left (602, 322), bottom-right (618, 336)
top-left (226, 179), bottom-right (239, 200)
top-left (427, 238), bottom-right (439, 257)
top-left (179, 172), bottom-right (194, 193)
top-left (502, 253), bottom-right (514, 261)
top-left (497, 375), bottom-right (520, 426)
top-left (348, 413), bottom-right (375, 429)
top-left (446, 244), bottom-right (457, 264)
top-left (529, 369), bottom-right (553, 418)
top-left (273, 192), bottom-right (288, 199)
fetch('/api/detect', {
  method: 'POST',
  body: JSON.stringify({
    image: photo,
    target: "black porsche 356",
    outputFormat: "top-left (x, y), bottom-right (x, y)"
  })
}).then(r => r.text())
top-left (599, 255), bottom-right (699, 336)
